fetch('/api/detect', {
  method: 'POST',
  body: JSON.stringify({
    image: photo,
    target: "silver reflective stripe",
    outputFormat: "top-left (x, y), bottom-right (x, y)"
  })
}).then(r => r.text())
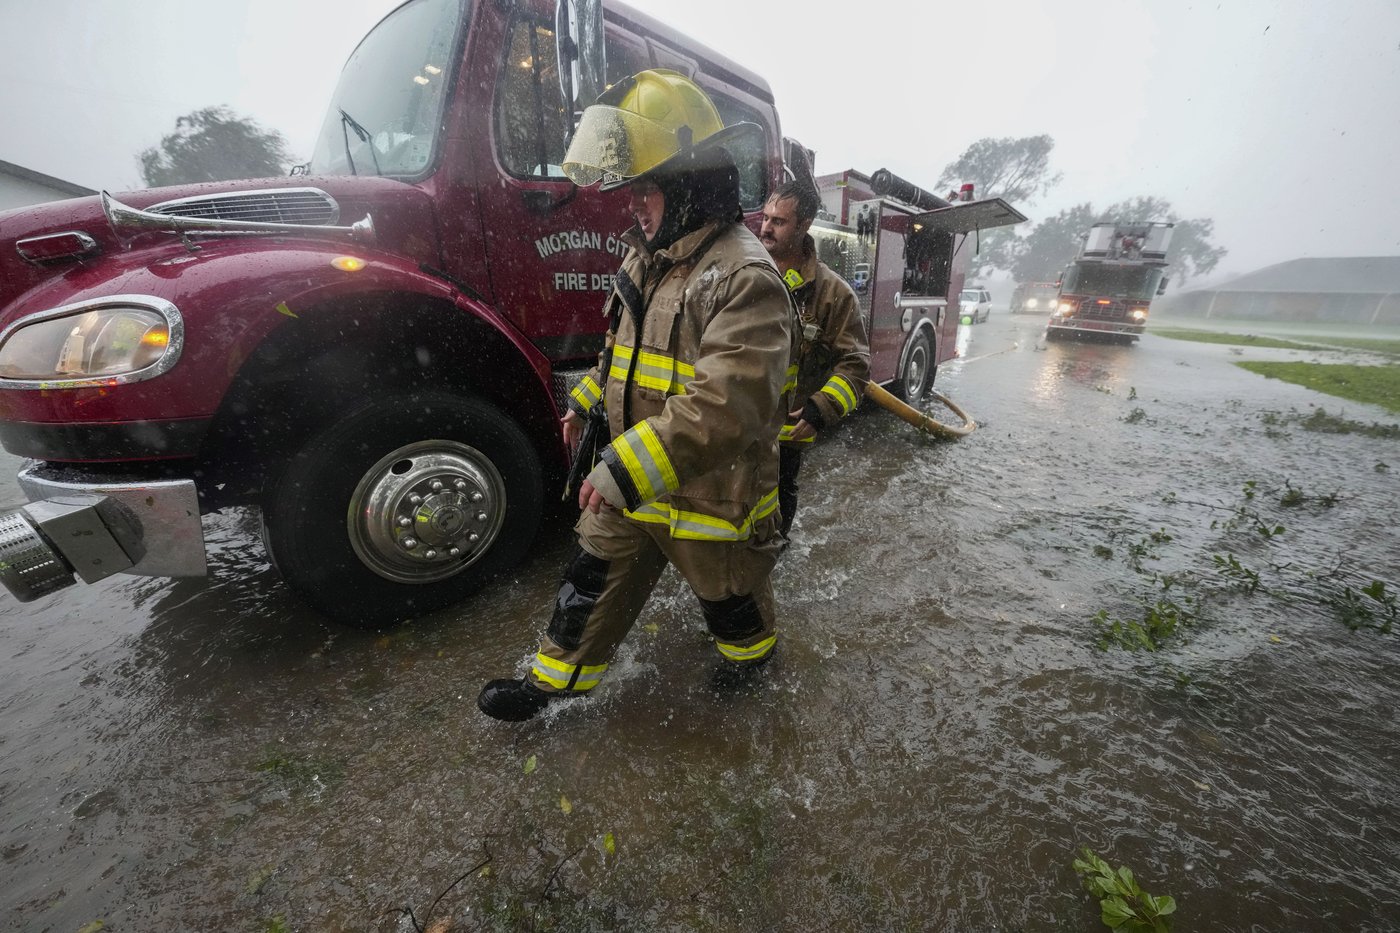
top-left (821, 375), bottom-right (859, 415)
top-left (612, 421), bottom-right (678, 501)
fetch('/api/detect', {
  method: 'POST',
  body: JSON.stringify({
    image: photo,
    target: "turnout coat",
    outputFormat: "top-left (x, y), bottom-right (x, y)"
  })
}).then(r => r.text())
top-left (568, 220), bottom-right (796, 542)
top-left (780, 234), bottom-right (871, 445)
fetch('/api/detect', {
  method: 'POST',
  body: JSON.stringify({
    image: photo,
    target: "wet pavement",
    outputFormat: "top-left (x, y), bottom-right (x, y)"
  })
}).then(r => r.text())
top-left (3, 312), bottom-right (1398, 931)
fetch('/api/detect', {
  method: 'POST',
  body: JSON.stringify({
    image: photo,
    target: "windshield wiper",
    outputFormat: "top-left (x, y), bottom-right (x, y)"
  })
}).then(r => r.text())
top-left (339, 108), bottom-right (382, 177)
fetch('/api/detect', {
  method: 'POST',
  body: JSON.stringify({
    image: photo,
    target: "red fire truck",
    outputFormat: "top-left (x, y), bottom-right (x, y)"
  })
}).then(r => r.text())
top-left (1046, 221), bottom-right (1173, 343)
top-left (814, 169), bottom-right (1023, 400)
top-left (0, 0), bottom-right (1021, 624)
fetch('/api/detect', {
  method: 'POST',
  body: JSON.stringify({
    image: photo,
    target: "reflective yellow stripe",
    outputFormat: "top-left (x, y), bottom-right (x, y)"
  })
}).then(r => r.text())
top-left (623, 487), bottom-right (779, 541)
top-left (613, 432), bottom-right (656, 501)
top-left (783, 363), bottom-right (798, 394)
top-left (778, 423), bottom-right (816, 443)
top-left (634, 421), bottom-right (679, 491)
top-left (609, 344), bottom-right (694, 394)
top-left (532, 653), bottom-right (608, 691)
top-left (716, 635), bottom-right (777, 662)
top-left (820, 375), bottom-right (858, 416)
top-left (569, 375), bottom-right (601, 412)
top-left (613, 421), bottom-right (677, 501)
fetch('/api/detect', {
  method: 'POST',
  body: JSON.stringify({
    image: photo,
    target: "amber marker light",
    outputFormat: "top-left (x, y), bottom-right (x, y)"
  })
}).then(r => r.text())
top-left (141, 330), bottom-right (170, 349)
top-left (332, 256), bottom-right (367, 272)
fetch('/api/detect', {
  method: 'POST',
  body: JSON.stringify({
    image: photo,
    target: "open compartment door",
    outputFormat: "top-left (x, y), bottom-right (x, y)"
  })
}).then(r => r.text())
top-left (911, 198), bottom-right (1027, 235)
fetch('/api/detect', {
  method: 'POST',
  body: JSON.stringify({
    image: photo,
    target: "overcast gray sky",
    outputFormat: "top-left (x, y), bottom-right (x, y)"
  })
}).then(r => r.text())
top-left (2, 0), bottom-right (1397, 279)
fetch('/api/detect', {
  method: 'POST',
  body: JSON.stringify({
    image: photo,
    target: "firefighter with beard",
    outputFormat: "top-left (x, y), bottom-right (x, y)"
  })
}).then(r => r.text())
top-left (478, 70), bottom-right (796, 722)
top-left (759, 180), bottom-right (870, 541)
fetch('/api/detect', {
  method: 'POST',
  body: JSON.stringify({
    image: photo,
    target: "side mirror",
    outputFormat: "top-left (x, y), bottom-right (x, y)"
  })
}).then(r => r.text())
top-left (1157, 277), bottom-right (1169, 295)
top-left (555, 0), bottom-right (606, 132)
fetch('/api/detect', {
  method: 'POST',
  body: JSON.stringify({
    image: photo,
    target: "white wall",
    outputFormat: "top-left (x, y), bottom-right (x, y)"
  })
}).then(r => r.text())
top-left (0, 172), bottom-right (91, 212)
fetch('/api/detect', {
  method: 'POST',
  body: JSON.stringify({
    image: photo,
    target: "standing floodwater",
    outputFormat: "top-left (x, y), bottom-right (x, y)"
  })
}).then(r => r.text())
top-left (2, 315), bottom-right (1398, 931)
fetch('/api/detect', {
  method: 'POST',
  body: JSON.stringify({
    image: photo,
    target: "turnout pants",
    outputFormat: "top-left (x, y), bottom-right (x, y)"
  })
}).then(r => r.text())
top-left (777, 445), bottom-right (803, 538)
top-left (528, 506), bottom-right (783, 695)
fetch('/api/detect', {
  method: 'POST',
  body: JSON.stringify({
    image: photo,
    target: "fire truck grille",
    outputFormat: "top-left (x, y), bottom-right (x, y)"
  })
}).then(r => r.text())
top-left (1079, 301), bottom-right (1127, 322)
top-left (147, 188), bottom-right (340, 226)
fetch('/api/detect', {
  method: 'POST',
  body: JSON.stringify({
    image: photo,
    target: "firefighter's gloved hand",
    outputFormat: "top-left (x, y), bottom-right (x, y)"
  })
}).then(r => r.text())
top-left (786, 407), bottom-right (817, 442)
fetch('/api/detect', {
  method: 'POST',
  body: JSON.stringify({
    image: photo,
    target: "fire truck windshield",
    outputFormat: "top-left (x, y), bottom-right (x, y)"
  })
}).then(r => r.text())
top-left (307, 0), bottom-right (464, 177)
top-left (1061, 263), bottom-right (1165, 300)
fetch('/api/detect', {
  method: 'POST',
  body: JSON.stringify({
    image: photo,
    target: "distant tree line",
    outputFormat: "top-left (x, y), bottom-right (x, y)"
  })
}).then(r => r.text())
top-left (935, 134), bottom-right (1226, 286)
top-left (139, 106), bottom-right (293, 187)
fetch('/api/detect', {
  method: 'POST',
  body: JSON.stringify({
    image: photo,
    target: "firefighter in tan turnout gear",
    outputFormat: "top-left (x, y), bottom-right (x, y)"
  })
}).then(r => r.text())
top-left (478, 70), bottom-right (796, 721)
top-left (759, 180), bottom-right (871, 540)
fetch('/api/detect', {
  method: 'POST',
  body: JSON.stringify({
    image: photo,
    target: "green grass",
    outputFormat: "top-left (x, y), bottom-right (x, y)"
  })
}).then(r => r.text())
top-left (1236, 361), bottom-right (1400, 414)
top-left (1150, 326), bottom-right (1400, 357)
top-left (1299, 336), bottom-right (1400, 356)
top-left (1149, 328), bottom-right (1331, 351)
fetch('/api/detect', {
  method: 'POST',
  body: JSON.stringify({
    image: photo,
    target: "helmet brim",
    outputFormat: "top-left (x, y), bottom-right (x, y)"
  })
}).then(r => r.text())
top-left (589, 122), bottom-right (766, 191)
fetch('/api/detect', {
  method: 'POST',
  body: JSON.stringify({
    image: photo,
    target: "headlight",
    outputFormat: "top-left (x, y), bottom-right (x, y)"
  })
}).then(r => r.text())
top-left (1026, 298), bottom-right (1039, 308)
top-left (1130, 308), bottom-right (1148, 321)
top-left (0, 296), bottom-right (181, 386)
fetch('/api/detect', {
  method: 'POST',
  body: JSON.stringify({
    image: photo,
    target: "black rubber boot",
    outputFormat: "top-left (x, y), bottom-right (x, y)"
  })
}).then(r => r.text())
top-left (477, 678), bottom-right (552, 722)
top-left (709, 656), bottom-right (771, 692)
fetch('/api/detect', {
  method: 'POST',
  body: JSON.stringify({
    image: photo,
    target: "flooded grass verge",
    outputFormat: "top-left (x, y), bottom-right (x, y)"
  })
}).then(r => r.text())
top-left (1235, 361), bottom-right (1400, 413)
top-left (1150, 325), bottom-right (1400, 356)
top-left (1149, 328), bottom-right (1333, 350)
top-left (1261, 406), bottom-right (1400, 440)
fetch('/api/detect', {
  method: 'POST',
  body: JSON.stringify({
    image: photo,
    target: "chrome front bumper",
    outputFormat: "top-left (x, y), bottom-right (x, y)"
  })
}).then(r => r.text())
top-left (18, 462), bottom-right (206, 576)
top-left (1047, 318), bottom-right (1145, 335)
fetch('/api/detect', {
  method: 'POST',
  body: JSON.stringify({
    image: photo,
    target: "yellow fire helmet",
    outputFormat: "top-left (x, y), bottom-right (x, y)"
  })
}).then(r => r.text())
top-left (562, 69), bottom-right (763, 190)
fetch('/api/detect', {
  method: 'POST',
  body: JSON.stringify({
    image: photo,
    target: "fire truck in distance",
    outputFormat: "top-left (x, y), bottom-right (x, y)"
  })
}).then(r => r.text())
top-left (1046, 221), bottom-right (1173, 343)
top-left (1010, 280), bottom-right (1061, 314)
top-left (0, 0), bottom-right (1021, 625)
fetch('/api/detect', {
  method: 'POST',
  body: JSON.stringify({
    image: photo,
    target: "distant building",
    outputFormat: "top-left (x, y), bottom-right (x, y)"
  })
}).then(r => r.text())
top-left (1160, 256), bottom-right (1400, 326)
top-left (0, 159), bottom-right (96, 213)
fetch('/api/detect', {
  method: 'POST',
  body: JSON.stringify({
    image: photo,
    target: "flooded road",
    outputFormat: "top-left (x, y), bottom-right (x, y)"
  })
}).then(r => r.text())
top-left (3, 313), bottom-right (1398, 932)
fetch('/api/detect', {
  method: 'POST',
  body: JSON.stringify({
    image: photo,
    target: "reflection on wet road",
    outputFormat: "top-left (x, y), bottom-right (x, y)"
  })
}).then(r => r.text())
top-left (3, 314), bottom-right (1398, 930)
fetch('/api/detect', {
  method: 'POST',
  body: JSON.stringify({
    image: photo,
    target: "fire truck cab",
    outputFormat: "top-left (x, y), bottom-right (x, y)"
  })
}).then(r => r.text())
top-left (0, 0), bottom-right (785, 623)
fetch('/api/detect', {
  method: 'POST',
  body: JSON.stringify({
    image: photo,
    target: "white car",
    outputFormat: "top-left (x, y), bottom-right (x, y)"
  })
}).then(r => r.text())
top-left (959, 287), bottom-right (992, 324)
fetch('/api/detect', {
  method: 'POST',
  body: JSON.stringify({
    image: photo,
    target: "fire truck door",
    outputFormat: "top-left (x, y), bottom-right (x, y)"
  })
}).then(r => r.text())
top-left (868, 207), bottom-right (911, 383)
top-left (472, 8), bottom-right (645, 362)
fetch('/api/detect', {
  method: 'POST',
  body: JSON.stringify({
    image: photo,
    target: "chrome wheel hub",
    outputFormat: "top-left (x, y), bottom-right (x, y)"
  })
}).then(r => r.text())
top-left (348, 440), bottom-right (506, 584)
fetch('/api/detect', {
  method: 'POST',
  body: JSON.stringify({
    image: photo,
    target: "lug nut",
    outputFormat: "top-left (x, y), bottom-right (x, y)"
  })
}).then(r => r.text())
top-left (468, 533), bottom-right (480, 543)
top-left (409, 494), bottom-right (422, 506)
top-left (448, 547), bottom-right (461, 557)
top-left (402, 537), bottom-right (418, 550)
top-left (424, 549), bottom-right (438, 559)
top-left (470, 491), bottom-right (483, 503)
top-left (476, 512), bottom-right (488, 522)
top-left (398, 517), bottom-right (411, 528)
top-left (454, 479), bottom-right (467, 490)
top-left (431, 480), bottom-right (443, 491)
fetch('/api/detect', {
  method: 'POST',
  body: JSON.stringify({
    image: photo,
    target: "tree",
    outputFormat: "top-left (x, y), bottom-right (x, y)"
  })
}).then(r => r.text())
top-left (937, 135), bottom-right (1064, 279)
top-left (139, 106), bottom-right (293, 187)
top-left (1009, 203), bottom-right (1098, 284)
top-left (1007, 197), bottom-right (1226, 286)
top-left (936, 134), bottom-right (1063, 206)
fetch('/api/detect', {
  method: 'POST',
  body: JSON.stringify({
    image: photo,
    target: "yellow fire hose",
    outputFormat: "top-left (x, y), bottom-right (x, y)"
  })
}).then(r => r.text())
top-left (865, 382), bottom-right (977, 438)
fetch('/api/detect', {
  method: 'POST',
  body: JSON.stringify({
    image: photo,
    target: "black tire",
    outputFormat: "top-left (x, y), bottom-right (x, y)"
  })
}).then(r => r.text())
top-left (261, 392), bottom-right (542, 627)
top-left (894, 330), bottom-right (934, 403)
